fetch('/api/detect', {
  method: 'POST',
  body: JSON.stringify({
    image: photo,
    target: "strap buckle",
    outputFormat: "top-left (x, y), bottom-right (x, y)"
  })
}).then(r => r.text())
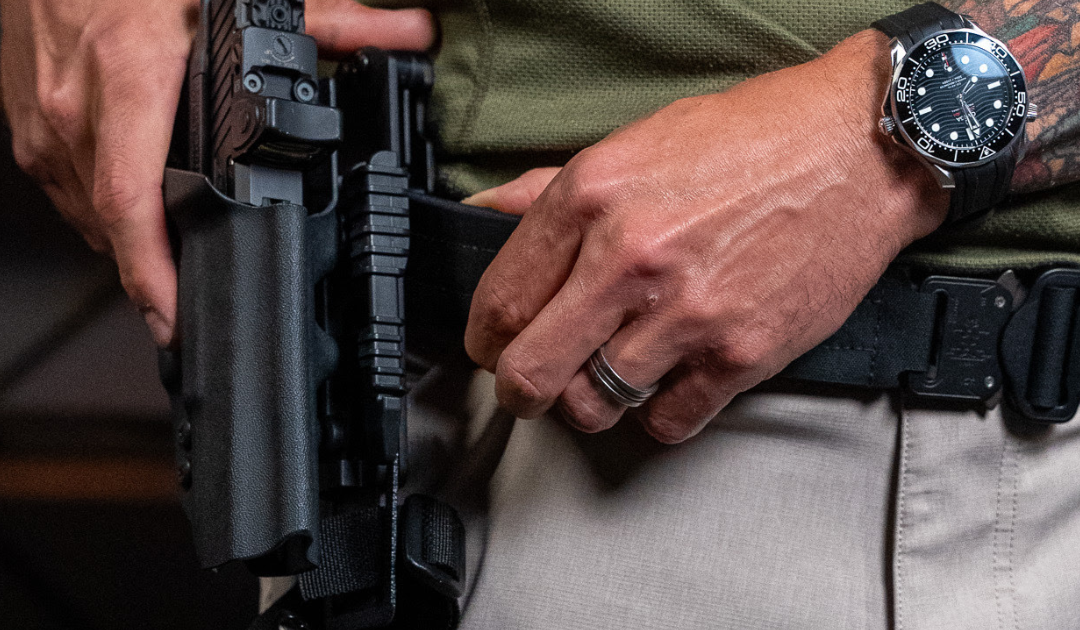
top-left (1001, 269), bottom-right (1080, 422)
top-left (908, 276), bottom-right (1013, 402)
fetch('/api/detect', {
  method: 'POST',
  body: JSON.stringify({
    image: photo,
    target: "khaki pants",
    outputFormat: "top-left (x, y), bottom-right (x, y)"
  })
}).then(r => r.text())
top-left (268, 356), bottom-right (1080, 629)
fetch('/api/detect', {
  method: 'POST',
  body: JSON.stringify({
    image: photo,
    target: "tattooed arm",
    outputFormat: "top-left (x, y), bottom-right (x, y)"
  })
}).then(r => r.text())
top-left (941, 0), bottom-right (1080, 192)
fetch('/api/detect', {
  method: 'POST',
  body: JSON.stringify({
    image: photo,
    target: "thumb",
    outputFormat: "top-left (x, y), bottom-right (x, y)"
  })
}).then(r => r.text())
top-left (306, 0), bottom-right (436, 56)
top-left (463, 167), bottom-right (562, 215)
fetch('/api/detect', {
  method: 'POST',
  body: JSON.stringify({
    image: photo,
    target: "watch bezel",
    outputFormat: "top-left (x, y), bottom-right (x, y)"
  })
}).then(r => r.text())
top-left (886, 28), bottom-right (1028, 169)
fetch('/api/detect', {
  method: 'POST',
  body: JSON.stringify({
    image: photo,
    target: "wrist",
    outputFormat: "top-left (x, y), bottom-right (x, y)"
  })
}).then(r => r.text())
top-left (817, 29), bottom-right (950, 244)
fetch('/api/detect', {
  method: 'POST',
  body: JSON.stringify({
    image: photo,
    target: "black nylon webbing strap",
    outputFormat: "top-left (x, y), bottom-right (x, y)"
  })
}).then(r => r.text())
top-left (250, 495), bottom-right (464, 630)
top-left (1029, 286), bottom-right (1076, 408)
top-left (392, 496), bottom-right (466, 630)
top-left (780, 279), bottom-right (939, 388)
top-left (406, 192), bottom-right (519, 331)
top-left (298, 508), bottom-right (384, 601)
top-left (400, 494), bottom-right (466, 598)
top-left (419, 500), bottom-right (465, 583)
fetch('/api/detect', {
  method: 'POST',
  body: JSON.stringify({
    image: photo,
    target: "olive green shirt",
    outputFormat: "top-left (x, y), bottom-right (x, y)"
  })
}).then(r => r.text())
top-left (369, 0), bottom-right (1079, 272)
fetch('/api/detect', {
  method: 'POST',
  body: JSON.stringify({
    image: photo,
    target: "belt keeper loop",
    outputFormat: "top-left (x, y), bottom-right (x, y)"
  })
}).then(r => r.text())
top-left (1001, 268), bottom-right (1080, 423)
top-left (1028, 286), bottom-right (1077, 408)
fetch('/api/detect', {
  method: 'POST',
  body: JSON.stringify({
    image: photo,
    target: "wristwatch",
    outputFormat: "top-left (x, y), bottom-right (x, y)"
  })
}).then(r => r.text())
top-left (873, 2), bottom-right (1036, 224)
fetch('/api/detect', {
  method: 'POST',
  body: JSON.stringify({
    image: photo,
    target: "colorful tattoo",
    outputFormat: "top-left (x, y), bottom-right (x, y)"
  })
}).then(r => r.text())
top-left (944, 0), bottom-right (1080, 192)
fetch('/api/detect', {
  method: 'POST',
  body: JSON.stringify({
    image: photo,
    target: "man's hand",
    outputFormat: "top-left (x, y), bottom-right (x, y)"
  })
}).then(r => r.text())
top-left (465, 31), bottom-right (950, 444)
top-left (0, 0), bottom-right (435, 347)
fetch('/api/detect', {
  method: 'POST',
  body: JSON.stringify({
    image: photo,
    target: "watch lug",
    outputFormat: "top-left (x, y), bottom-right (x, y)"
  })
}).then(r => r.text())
top-left (889, 38), bottom-right (907, 66)
top-left (928, 163), bottom-right (956, 189)
top-left (961, 16), bottom-right (989, 37)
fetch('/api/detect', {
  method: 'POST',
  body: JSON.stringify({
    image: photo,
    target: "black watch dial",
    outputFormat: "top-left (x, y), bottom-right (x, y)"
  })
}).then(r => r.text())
top-left (891, 30), bottom-right (1028, 166)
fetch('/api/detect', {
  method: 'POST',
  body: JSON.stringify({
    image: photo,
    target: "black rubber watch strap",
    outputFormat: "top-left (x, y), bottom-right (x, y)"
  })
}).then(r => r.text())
top-left (872, 2), bottom-right (966, 52)
top-left (947, 140), bottom-right (1018, 223)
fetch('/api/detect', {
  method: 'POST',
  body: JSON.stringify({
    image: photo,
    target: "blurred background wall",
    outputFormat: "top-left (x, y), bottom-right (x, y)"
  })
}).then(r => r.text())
top-left (0, 122), bottom-right (257, 628)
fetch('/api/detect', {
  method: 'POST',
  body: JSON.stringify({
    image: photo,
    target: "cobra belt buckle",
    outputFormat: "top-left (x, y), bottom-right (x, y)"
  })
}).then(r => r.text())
top-left (908, 268), bottom-right (1080, 422)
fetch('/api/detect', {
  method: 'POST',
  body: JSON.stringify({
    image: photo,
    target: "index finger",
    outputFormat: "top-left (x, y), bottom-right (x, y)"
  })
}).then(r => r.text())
top-left (307, 0), bottom-right (436, 55)
top-left (463, 169), bottom-right (587, 371)
top-left (91, 45), bottom-right (187, 347)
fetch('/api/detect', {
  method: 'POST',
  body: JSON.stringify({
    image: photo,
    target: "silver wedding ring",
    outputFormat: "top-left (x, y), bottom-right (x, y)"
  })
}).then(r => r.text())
top-left (587, 344), bottom-right (659, 407)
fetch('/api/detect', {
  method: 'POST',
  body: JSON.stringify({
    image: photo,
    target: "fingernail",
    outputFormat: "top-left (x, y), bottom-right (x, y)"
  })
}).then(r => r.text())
top-left (141, 308), bottom-right (173, 348)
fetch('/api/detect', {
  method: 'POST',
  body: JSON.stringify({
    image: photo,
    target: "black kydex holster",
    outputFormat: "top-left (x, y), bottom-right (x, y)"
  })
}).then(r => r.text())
top-left (160, 173), bottom-right (330, 574)
top-left (160, 1), bottom-right (466, 628)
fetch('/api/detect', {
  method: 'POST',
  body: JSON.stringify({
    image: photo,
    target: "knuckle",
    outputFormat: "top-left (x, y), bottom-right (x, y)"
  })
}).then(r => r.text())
top-left (462, 332), bottom-right (495, 372)
top-left (88, 20), bottom-right (136, 66)
top-left (92, 170), bottom-right (143, 228)
top-left (644, 413), bottom-right (692, 444)
top-left (676, 297), bottom-right (721, 331)
top-left (92, 187), bottom-right (135, 229)
top-left (116, 263), bottom-right (154, 308)
top-left (717, 335), bottom-right (775, 374)
top-left (9, 135), bottom-right (46, 180)
top-left (35, 85), bottom-right (79, 137)
top-left (668, 95), bottom-right (707, 117)
top-left (477, 283), bottom-right (532, 337)
top-left (495, 356), bottom-right (555, 415)
top-left (86, 235), bottom-right (113, 257)
top-left (560, 150), bottom-right (630, 213)
top-left (557, 392), bottom-right (613, 434)
top-left (609, 228), bottom-right (675, 282)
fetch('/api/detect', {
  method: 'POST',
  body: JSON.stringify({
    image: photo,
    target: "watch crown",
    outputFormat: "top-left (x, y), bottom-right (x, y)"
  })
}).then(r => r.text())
top-left (878, 116), bottom-right (897, 136)
top-left (1027, 102), bottom-right (1038, 121)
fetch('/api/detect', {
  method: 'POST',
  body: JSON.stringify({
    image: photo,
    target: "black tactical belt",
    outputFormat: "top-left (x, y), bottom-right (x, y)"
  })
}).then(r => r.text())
top-left (406, 193), bottom-right (1080, 423)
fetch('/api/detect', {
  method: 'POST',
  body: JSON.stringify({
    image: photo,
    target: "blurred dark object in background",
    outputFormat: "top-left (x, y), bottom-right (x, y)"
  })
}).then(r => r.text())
top-left (0, 123), bottom-right (257, 628)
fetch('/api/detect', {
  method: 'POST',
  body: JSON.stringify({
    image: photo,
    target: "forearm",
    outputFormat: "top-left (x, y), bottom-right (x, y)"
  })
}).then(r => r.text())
top-left (939, 0), bottom-right (1079, 192)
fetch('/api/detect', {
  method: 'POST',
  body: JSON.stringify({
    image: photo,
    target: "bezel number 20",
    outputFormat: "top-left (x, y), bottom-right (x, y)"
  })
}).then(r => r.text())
top-left (896, 76), bottom-right (909, 102)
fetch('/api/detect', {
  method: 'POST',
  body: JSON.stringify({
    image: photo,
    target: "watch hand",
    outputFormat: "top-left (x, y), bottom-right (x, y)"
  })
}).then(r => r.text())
top-left (957, 94), bottom-right (981, 138)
